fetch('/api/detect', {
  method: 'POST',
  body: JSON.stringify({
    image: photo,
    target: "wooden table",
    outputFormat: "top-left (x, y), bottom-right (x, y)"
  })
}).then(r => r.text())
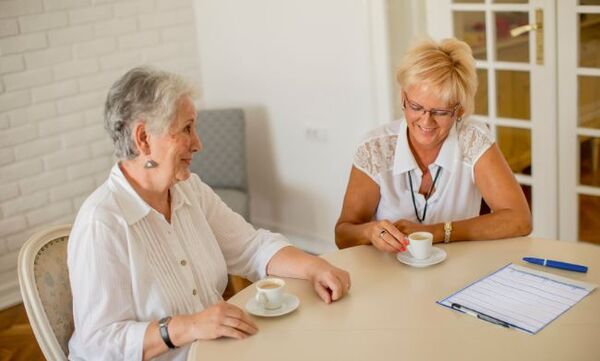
top-left (188, 238), bottom-right (600, 361)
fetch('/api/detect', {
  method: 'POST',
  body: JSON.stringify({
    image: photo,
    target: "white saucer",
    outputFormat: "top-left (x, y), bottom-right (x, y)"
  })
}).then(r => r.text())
top-left (396, 247), bottom-right (447, 268)
top-left (245, 293), bottom-right (300, 317)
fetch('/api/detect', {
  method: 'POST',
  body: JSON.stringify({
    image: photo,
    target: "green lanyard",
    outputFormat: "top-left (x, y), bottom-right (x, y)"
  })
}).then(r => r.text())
top-left (408, 166), bottom-right (442, 223)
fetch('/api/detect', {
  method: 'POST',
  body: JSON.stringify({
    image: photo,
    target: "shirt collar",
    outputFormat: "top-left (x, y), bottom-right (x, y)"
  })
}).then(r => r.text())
top-left (171, 182), bottom-right (192, 212)
top-left (108, 163), bottom-right (192, 225)
top-left (393, 120), bottom-right (419, 175)
top-left (393, 119), bottom-right (458, 175)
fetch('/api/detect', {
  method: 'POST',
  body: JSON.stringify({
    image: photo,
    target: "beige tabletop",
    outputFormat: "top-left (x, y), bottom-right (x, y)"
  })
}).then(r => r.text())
top-left (188, 238), bottom-right (600, 361)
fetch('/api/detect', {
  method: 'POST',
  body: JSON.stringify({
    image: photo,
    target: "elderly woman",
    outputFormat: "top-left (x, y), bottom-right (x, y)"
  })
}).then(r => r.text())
top-left (335, 38), bottom-right (532, 252)
top-left (68, 66), bottom-right (350, 361)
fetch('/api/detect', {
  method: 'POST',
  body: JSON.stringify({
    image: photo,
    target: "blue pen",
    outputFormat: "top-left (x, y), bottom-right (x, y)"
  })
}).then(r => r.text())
top-left (523, 257), bottom-right (588, 273)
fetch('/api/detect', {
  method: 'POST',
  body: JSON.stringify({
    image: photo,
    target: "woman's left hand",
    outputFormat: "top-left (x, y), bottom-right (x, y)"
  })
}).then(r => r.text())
top-left (393, 219), bottom-right (423, 237)
top-left (308, 259), bottom-right (351, 304)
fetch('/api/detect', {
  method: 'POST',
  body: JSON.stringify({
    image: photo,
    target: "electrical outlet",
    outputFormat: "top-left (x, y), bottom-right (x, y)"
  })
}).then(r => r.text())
top-left (305, 125), bottom-right (328, 142)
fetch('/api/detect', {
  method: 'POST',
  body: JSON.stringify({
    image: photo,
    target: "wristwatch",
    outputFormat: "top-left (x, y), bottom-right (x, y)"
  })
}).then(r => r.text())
top-left (444, 221), bottom-right (452, 244)
top-left (158, 316), bottom-right (177, 349)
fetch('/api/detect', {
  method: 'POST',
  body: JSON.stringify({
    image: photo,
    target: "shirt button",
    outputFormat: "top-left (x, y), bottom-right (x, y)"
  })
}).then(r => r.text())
top-left (192, 289), bottom-right (197, 296)
top-left (180, 260), bottom-right (187, 266)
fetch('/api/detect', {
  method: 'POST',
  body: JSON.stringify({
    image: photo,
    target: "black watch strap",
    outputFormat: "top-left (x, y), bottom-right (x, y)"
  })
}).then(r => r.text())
top-left (158, 316), bottom-right (177, 349)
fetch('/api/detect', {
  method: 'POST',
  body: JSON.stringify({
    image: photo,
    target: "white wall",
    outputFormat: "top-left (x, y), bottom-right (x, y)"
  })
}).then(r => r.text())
top-left (194, 0), bottom-right (424, 250)
top-left (388, 0), bottom-right (428, 118)
top-left (194, 0), bottom-right (380, 249)
top-left (0, 0), bottom-right (201, 309)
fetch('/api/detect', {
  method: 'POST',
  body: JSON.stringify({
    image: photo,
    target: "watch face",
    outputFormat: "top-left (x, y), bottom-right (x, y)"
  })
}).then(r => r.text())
top-left (159, 316), bottom-right (171, 326)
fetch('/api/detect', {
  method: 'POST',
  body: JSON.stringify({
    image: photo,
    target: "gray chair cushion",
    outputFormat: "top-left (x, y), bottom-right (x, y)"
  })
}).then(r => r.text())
top-left (214, 189), bottom-right (249, 221)
top-left (192, 108), bottom-right (247, 191)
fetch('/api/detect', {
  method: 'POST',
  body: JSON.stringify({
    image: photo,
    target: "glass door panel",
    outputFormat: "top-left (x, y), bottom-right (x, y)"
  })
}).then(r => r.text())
top-left (578, 76), bottom-right (600, 129)
top-left (579, 136), bottom-right (600, 187)
top-left (475, 69), bottom-right (488, 116)
top-left (579, 14), bottom-right (600, 68)
top-left (579, 195), bottom-right (600, 244)
top-left (497, 126), bottom-right (532, 175)
top-left (453, 12), bottom-right (487, 60)
top-left (495, 12), bottom-right (530, 62)
top-left (496, 70), bottom-right (530, 120)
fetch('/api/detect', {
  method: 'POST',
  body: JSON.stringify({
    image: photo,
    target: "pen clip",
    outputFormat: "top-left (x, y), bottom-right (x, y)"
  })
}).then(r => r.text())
top-left (451, 303), bottom-right (510, 329)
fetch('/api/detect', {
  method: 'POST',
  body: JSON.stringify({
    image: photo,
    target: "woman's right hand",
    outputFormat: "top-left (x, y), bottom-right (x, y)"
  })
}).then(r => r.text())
top-left (189, 301), bottom-right (258, 340)
top-left (366, 220), bottom-right (408, 253)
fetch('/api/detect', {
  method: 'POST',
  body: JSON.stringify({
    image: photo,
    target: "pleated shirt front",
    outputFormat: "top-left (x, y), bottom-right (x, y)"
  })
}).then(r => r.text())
top-left (68, 164), bottom-right (289, 361)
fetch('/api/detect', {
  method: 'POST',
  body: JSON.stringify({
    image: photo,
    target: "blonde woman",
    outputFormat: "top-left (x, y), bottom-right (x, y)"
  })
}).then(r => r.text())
top-left (335, 38), bottom-right (531, 252)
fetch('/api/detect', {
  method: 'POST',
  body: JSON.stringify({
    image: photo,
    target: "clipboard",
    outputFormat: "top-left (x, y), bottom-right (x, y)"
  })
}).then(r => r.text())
top-left (437, 263), bottom-right (597, 334)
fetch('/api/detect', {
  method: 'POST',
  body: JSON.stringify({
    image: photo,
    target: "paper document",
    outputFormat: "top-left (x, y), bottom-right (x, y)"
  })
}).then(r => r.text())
top-left (438, 263), bottom-right (597, 334)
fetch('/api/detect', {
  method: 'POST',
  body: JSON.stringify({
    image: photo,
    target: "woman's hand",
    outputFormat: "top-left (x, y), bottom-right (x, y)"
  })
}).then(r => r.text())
top-left (393, 219), bottom-right (423, 238)
top-left (189, 301), bottom-right (258, 340)
top-left (367, 220), bottom-right (408, 253)
top-left (307, 259), bottom-right (351, 304)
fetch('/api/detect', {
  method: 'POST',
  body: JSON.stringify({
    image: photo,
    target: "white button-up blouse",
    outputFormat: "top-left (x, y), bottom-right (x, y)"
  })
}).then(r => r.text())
top-left (353, 118), bottom-right (494, 224)
top-left (67, 164), bottom-right (289, 361)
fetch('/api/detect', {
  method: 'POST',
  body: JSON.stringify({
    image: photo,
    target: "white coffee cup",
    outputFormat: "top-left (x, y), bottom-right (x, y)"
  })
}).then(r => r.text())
top-left (407, 231), bottom-right (433, 260)
top-left (255, 278), bottom-right (285, 310)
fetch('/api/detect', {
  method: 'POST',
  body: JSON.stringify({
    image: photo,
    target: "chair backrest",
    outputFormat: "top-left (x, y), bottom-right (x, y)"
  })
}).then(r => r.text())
top-left (18, 224), bottom-right (73, 361)
top-left (191, 108), bottom-right (248, 191)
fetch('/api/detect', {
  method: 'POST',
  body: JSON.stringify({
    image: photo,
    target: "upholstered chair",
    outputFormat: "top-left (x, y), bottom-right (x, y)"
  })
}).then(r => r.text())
top-left (18, 224), bottom-right (73, 361)
top-left (192, 108), bottom-right (249, 220)
top-left (191, 108), bottom-right (252, 297)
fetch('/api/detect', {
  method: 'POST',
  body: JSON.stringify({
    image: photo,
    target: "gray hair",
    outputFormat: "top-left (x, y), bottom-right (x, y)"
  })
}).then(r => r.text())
top-left (104, 66), bottom-right (197, 160)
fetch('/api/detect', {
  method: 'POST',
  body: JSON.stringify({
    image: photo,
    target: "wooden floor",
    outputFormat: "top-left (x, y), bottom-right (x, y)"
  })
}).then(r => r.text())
top-left (0, 304), bottom-right (44, 361)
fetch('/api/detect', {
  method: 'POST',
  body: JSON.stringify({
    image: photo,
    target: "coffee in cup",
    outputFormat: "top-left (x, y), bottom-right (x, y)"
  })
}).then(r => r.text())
top-left (255, 278), bottom-right (285, 310)
top-left (407, 231), bottom-right (433, 260)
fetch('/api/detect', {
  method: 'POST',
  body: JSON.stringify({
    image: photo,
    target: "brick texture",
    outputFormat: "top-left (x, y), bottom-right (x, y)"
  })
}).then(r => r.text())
top-left (0, 0), bottom-right (201, 308)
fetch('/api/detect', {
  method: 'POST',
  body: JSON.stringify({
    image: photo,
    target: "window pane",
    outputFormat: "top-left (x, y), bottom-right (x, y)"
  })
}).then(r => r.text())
top-left (495, 12), bottom-right (529, 63)
top-left (496, 126), bottom-right (532, 175)
top-left (579, 136), bottom-right (600, 187)
top-left (579, 194), bottom-right (600, 244)
top-left (454, 11), bottom-right (487, 60)
top-left (475, 69), bottom-right (488, 115)
top-left (579, 14), bottom-right (600, 68)
top-left (578, 76), bottom-right (600, 129)
top-left (496, 70), bottom-right (530, 120)
top-left (580, 0), bottom-right (600, 5)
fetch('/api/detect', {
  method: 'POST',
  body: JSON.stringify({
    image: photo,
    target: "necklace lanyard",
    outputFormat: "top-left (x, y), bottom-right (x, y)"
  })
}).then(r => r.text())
top-left (408, 166), bottom-right (442, 223)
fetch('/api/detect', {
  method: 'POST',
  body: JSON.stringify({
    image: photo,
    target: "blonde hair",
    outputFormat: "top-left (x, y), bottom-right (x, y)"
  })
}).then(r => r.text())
top-left (396, 38), bottom-right (477, 116)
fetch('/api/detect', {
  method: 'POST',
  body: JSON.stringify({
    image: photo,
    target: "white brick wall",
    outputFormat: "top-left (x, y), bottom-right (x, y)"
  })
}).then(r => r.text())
top-left (0, 0), bottom-right (201, 309)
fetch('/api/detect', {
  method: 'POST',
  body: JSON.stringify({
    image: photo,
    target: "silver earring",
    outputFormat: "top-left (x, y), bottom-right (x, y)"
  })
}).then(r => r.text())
top-left (144, 160), bottom-right (158, 169)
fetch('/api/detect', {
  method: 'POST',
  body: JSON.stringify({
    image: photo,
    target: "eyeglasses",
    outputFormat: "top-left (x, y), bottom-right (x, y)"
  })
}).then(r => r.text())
top-left (402, 92), bottom-right (459, 121)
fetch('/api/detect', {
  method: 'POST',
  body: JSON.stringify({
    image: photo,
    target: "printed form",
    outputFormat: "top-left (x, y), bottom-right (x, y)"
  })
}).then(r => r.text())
top-left (438, 264), bottom-right (597, 334)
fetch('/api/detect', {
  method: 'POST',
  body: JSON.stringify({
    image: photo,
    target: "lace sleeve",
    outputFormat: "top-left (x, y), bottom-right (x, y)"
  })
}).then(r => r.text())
top-left (458, 121), bottom-right (494, 167)
top-left (353, 135), bottom-right (397, 181)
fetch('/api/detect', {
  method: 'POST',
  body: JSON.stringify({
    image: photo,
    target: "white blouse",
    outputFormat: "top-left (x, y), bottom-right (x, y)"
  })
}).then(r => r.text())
top-left (353, 118), bottom-right (494, 224)
top-left (67, 164), bottom-right (290, 361)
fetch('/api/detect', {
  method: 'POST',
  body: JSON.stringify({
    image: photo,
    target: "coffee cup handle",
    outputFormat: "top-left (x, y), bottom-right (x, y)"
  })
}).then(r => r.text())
top-left (256, 291), bottom-right (268, 307)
